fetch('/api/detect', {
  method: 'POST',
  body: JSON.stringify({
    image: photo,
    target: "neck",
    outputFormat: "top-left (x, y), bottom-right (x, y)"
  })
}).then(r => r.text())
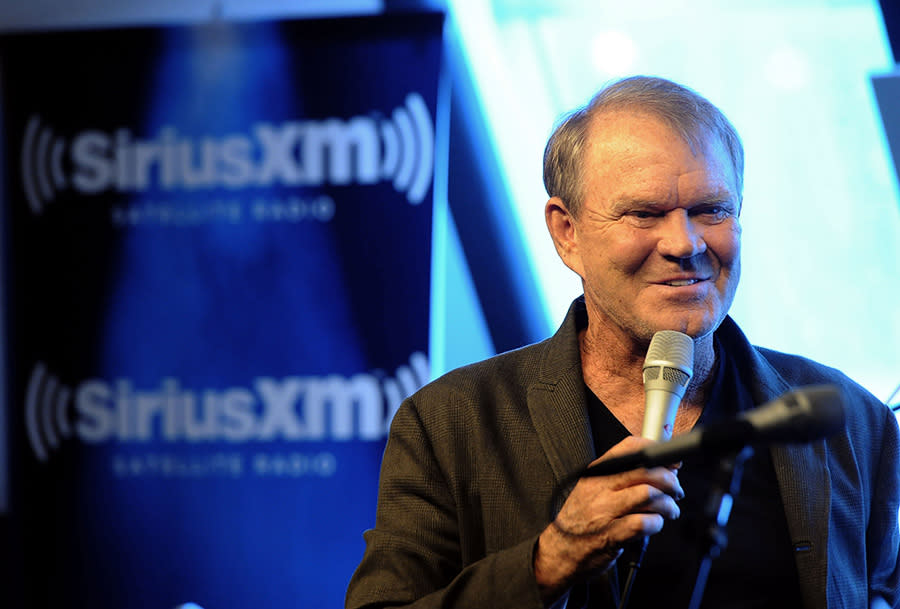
top-left (579, 324), bottom-right (718, 436)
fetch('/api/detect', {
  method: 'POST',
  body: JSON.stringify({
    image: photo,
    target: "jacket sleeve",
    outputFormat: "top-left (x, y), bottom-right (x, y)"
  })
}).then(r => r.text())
top-left (344, 395), bottom-right (548, 609)
top-left (868, 406), bottom-right (900, 607)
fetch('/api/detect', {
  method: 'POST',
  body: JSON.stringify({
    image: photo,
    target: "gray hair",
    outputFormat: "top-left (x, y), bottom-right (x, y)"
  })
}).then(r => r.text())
top-left (542, 76), bottom-right (744, 217)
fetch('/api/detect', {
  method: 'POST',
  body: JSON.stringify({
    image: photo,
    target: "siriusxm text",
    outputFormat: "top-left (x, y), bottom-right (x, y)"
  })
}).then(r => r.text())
top-left (71, 120), bottom-right (388, 194)
top-left (73, 366), bottom-right (425, 444)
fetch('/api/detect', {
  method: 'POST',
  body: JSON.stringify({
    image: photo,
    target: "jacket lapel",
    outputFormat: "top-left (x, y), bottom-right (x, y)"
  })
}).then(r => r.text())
top-left (771, 441), bottom-right (831, 609)
top-left (720, 317), bottom-right (831, 608)
top-left (528, 366), bottom-right (595, 488)
top-left (526, 299), bottom-right (595, 499)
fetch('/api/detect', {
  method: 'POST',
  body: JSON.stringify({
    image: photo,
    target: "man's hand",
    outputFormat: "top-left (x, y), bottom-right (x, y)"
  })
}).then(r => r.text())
top-left (533, 436), bottom-right (684, 604)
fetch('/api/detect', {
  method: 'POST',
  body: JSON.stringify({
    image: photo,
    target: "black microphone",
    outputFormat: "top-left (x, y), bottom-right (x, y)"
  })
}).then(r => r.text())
top-left (641, 330), bottom-right (694, 441)
top-left (585, 384), bottom-right (846, 478)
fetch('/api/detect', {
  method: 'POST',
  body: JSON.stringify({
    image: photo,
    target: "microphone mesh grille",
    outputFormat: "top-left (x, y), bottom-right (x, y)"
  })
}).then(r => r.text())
top-left (662, 367), bottom-right (691, 387)
top-left (643, 367), bottom-right (660, 382)
top-left (645, 330), bottom-right (694, 369)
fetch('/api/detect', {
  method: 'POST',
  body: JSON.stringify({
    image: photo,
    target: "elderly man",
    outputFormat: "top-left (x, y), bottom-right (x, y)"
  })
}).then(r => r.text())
top-left (345, 76), bottom-right (900, 608)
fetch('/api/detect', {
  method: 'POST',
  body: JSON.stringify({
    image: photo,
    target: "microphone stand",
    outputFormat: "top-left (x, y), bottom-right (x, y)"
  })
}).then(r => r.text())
top-left (686, 445), bottom-right (754, 609)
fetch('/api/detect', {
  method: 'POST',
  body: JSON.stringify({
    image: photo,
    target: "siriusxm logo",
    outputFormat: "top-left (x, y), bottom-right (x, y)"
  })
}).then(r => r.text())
top-left (24, 353), bottom-right (429, 462)
top-left (20, 92), bottom-right (433, 214)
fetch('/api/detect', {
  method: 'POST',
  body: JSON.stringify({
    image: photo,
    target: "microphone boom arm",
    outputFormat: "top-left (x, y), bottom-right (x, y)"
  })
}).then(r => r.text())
top-left (581, 385), bottom-right (846, 478)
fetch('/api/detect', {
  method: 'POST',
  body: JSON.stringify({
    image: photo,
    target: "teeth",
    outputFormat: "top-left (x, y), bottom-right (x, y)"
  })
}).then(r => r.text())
top-left (666, 279), bottom-right (700, 286)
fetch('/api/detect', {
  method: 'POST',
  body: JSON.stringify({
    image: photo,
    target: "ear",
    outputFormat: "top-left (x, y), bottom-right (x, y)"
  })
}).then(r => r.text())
top-left (545, 196), bottom-right (584, 277)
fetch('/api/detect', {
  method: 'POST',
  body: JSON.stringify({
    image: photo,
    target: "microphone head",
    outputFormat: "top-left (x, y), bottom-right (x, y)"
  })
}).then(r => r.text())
top-left (743, 384), bottom-right (847, 443)
top-left (641, 330), bottom-right (694, 440)
top-left (642, 330), bottom-right (694, 392)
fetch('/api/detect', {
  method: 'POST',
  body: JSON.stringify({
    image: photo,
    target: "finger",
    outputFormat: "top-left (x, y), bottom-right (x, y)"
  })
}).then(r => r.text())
top-left (617, 483), bottom-right (682, 520)
top-left (611, 466), bottom-right (684, 501)
top-left (593, 436), bottom-right (655, 463)
top-left (612, 512), bottom-right (667, 542)
top-left (564, 467), bottom-right (683, 528)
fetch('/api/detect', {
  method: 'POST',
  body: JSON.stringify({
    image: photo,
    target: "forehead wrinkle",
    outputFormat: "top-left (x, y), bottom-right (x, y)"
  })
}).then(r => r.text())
top-left (606, 182), bottom-right (735, 216)
top-left (583, 112), bottom-right (740, 213)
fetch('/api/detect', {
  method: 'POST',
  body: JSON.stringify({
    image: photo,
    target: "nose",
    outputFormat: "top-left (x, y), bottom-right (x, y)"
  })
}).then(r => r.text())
top-left (657, 209), bottom-right (706, 259)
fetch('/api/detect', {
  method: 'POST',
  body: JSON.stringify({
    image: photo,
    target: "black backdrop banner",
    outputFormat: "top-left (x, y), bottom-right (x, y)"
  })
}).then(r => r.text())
top-left (0, 11), bottom-right (444, 608)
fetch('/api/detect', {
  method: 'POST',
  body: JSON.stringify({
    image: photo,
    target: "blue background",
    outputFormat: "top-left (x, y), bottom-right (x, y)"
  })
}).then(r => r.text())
top-left (1, 1), bottom-right (899, 608)
top-left (0, 12), bottom-right (443, 609)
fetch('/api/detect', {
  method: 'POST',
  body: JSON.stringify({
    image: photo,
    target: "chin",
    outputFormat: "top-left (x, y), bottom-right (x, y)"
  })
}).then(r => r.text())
top-left (648, 311), bottom-right (722, 339)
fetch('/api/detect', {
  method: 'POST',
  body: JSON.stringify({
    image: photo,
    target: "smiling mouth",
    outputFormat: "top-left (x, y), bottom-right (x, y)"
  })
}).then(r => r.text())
top-left (664, 279), bottom-right (703, 286)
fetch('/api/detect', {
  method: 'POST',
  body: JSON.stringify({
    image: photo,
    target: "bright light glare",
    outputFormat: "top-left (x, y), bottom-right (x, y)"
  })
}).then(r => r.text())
top-left (590, 31), bottom-right (638, 76)
top-left (448, 0), bottom-right (900, 401)
top-left (763, 45), bottom-right (813, 90)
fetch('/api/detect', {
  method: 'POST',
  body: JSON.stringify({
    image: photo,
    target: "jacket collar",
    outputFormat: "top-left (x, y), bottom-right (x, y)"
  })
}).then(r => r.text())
top-left (716, 316), bottom-right (830, 608)
top-left (527, 297), bottom-right (595, 491)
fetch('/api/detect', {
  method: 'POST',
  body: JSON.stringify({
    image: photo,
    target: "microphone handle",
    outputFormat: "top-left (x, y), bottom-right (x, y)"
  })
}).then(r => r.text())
top-left (641, 388), bottom-right (681, 441)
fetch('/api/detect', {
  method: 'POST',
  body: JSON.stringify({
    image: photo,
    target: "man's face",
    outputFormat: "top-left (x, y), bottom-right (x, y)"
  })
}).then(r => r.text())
top-left (555, 110), bottom-right (742, 343)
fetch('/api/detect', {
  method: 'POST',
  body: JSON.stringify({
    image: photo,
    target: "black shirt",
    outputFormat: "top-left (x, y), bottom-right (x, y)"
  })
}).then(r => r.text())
top-left (585, 338), bottom-right (804, 608)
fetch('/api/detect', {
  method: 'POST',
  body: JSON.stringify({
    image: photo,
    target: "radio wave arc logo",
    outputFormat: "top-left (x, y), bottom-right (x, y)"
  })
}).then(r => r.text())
top-left (379, 93), bottom-right (434, 204)
top-left (25, 361), bottom-right (74, 462)
top-left (21, 116), bottom-right (68, 215)
top-left (19, 92), bottom-right (435, 215)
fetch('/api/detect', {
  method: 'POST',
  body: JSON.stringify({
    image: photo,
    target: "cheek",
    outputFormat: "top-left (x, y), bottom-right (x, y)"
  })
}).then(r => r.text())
top-left (599, 229), bottom-right (655, 275)
top-left (709, 221), bottom-right (742, 269)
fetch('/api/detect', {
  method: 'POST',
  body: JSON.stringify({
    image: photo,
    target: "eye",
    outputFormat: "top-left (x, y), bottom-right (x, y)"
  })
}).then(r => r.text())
top-left (691, 204), bottom-right (732, 223)
top-left (626, 207), bottom-right (667, 220)
top-left (631, 210), bottom-right (658, 219)
top-left (622, 208), bottom-right (663, 227)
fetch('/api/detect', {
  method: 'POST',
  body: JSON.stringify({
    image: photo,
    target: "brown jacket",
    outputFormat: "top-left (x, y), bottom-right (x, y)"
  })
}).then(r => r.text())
top-left (346, 298), bottom-right (900, 608)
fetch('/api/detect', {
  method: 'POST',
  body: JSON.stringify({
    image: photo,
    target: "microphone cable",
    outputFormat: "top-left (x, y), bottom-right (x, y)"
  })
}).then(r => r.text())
top-left (617, 536), bottom-right (648, 609)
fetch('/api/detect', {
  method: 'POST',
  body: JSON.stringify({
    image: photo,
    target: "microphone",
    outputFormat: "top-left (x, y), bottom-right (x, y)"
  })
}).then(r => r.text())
top-left (641, 330), bottom-right (694, 441)
top-left (586, 384), bottom-right (847, 477)
top-left (620, 331), bottom-right (693, 609)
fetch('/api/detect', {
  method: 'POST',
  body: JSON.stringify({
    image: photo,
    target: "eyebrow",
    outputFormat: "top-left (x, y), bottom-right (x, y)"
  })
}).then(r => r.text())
top-left (611, 191), bottom-right (735, 212)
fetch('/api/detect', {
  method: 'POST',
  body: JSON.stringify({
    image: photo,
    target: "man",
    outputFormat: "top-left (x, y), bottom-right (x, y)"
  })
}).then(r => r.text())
top-left (345, 76), bottom-right (900, 608)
